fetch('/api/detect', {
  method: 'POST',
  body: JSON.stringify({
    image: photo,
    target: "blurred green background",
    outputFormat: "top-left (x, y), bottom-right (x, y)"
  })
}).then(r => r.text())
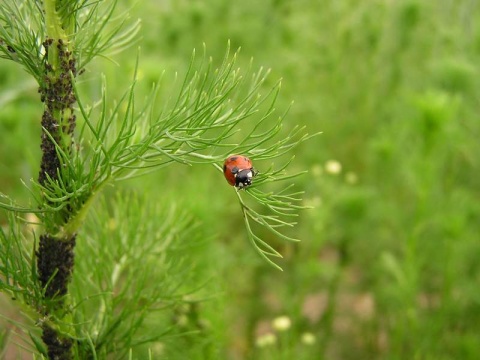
top-left (1, 0), bottom-right (480, 359)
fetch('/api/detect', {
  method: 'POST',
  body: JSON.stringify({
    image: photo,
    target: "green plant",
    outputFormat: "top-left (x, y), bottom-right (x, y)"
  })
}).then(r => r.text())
top-left (0, 0), bottom-right (312, 358)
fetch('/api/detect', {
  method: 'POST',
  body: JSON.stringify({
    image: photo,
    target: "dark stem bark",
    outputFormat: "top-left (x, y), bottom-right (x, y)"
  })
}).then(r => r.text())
top-left (41, 323), bottom-right (74, 360)
top-left (37, 234), bottom-right (76, 300)
top-left (36, 37), bottom-right (78, 360)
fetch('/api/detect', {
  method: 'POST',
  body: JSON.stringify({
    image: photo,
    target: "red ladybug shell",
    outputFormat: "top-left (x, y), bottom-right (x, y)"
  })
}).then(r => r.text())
top-left (223, 155), bottom-right (255, 188)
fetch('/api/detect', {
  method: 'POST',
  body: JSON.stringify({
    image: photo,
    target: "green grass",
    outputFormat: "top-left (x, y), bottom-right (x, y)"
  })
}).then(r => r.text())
top-left (1, 0), bottom-right (480, 359)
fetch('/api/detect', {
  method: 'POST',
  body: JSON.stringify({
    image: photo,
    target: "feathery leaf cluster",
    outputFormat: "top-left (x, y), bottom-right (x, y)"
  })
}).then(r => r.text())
top-left (70, 193), bottom-right (203, 358)
top-left (0, 0), bottom-right (139, 82)
top-left (1, 0), bottom-right (314, 356)
top-left (0, 213), bottom-right (42, 309)
top-left (17, 45), bottom-right (313, 268)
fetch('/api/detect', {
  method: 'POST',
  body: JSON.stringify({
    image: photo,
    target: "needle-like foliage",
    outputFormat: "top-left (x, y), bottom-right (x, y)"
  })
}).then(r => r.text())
top-left (70, 193), bottom-right (202, 358)
top-left (0, 0), bottom-right (140, 82)
top-left (0, 213), bottom-right (42, 308)
top-left (0, 0), bottom-right (315, 357)
top-left (0, 43), bottom-right (314, 267)
top-left (50, 46), bottom-right (314, 266)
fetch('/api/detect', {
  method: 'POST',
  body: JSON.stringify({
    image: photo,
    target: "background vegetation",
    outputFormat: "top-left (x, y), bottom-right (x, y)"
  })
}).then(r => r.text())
top-left (1, 0), bottom-right (480, 359)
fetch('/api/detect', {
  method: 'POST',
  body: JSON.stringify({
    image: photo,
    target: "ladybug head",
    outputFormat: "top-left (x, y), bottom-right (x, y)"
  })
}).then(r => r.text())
top-left (235, 168), bottom-right (254, 188)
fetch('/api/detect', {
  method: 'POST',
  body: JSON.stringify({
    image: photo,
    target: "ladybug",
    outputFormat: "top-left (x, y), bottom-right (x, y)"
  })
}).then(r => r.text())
top-left (223, 155), bottom-right (256, 188)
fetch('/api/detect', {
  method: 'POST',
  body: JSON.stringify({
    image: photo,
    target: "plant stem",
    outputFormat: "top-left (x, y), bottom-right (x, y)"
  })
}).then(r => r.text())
top-left (37, 234), bottom-right (77, 300)
top-left (41, 324), bottom-right (74, 360)
top-left (37, 1), bottom-right (78, 358)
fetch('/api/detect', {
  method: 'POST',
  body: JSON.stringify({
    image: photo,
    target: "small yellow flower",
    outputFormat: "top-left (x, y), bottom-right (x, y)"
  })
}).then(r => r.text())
top-left (304, 196), bottom-right (322, 208)
top-left (325, 160), bottom-right (342, 175)
top-left (345, 171), bottom-right (358, 184)
top-left (301, 332), bottom-right (316, 345)
top-left (176, 314), bottom-right (188, 327)
top-left (272, 315), bottom-right (291, 332)
top-left (255, 333), bottom-right (277, 347)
